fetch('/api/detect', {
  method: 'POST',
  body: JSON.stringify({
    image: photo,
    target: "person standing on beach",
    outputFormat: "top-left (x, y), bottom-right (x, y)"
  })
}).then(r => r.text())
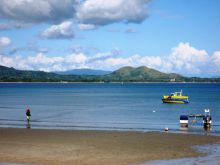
top-left (26, 108), bottom-right (31, 122)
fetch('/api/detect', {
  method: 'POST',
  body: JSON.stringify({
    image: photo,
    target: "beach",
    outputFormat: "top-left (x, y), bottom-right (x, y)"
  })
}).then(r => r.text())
top-left (0, 128), bottom-right (220, 165)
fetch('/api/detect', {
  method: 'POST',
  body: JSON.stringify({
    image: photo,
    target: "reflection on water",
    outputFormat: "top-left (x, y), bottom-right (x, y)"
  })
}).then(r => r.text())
top-left (26, 121), bottom-right (31, 129)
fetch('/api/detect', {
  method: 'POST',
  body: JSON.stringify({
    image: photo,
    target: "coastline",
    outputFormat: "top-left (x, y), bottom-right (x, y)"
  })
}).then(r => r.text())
top-left (0, 128), bottom-right (220, 165)
top-left (0, 81), bottom-right (220, 84)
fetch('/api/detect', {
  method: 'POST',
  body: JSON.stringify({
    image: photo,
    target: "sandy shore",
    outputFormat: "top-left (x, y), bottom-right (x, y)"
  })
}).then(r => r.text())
top-left (0, 128), bottom-right (220, 165)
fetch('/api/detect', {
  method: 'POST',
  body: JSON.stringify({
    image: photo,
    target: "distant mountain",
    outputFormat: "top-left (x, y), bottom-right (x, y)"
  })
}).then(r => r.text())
top-left (55, 69), bottom-right (111, 75)
top-left (1, 65), bottom-right (220, 82)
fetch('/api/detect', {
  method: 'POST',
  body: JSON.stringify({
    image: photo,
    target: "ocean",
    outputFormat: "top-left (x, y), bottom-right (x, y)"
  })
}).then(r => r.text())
top-left (0, 83), bottom-right (220, 134)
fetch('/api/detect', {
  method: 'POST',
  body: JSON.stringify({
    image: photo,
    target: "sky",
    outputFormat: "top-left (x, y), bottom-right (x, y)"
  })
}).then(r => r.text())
top-left (0, 0), bottom-right (220, 77)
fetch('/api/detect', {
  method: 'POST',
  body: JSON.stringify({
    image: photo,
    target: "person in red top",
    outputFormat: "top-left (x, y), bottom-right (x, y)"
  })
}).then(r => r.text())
top-left (26, 108), bottom-right (31, 122)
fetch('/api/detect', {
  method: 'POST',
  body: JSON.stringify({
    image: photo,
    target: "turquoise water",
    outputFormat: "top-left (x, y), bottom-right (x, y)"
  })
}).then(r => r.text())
top-left (0, 83), bottom-right (220, 134)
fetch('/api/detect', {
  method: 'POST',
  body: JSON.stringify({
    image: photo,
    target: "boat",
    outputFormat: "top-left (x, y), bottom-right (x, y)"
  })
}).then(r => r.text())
top-left (184, 109), bottom-right (212, 129)
top-left (162, 90), bottom-right (189, 104)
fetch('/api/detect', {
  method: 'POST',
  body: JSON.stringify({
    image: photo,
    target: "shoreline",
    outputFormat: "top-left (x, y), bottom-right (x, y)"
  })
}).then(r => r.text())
top-left (0, 81), bottom-right (220, 84)
top-left (0, 128), bottom-right (220, 165)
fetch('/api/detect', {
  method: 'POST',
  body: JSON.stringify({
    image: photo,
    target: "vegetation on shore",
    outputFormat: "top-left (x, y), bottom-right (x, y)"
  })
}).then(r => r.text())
top-left (0, 65), bottom-right (220, 82)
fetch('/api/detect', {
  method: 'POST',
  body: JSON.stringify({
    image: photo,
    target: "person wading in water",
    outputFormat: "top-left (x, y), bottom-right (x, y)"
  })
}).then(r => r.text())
top-left (26, 108), bottom-right (31, 122)
top-left (26, 108), bottom-right (31, 129)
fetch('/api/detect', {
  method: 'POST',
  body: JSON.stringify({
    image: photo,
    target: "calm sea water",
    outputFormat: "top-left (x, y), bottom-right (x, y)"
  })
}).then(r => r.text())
top-left (0, 83), bottom-right (220, 134)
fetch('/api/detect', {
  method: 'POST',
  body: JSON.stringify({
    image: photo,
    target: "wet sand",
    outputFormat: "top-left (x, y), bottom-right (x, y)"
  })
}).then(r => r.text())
top-left (143, 144), bottom-right (220, 165)
top-left (0, 128), bottom-right (220, 165)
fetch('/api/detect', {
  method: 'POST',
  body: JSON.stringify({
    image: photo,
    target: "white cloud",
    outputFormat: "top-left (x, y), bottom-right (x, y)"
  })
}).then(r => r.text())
top-left (87, 54), bottom-right (167, 71)
top-left (0, 36), bottom-right (11, 50)
top-left (0, 37), bottom-right (11, 47)
top-left (27, 53), bottom-right (64, 65)
top-left (170, 42), bottom-right (208, 63)
top-left (0, 0), bottom-right (153, 41)
top-left (0, 52), bottom-right (88, 71)
top-left (66, 53), bottom-right (88, 64)
top-left (40, 21), bottom-right (74, 39)
top-left (0, 0), bottom-right (77, 24)
top-left (0, 0), bottom-right (151, 33)
top-left (169, 42), bottom-right (209, 74)
top-left (211, 51), bottom-right (220, 73)
top-left (0, 55), bottom-right (14, 66)
top-left (78, 23), bottom-right (96, 30)
top-left (1, 42), bottom-right (220, 76)
top-left (211, 51), bottom-right (220, 66)
top-left (76, 0), bottom-right (150, 25)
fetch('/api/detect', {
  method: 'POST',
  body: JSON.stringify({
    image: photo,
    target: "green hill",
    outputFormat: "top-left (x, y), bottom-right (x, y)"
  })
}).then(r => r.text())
top-left (104, 66), bottom-right (187, 82)
top-left (0, 65), bottom-right (63, 82)
top-left (0, 65), bottom-right (220, 82)
top-left (0, 65), bottom-right (99, 82)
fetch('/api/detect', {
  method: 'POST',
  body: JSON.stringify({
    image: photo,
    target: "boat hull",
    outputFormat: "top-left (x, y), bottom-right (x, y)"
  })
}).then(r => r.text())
top-left (162, 99), bottom-right (189, 104)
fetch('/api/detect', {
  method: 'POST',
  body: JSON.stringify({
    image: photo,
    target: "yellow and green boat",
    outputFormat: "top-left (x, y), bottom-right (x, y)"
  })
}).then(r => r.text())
top-left (162, 90), bottom-right (189, 104)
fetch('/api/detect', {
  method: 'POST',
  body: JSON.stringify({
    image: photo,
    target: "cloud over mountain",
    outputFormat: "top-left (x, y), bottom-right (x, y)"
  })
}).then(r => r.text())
top-left (0, 42), bottom-right (220, 76)
top-left (169, 42), bottom-right (209, 74)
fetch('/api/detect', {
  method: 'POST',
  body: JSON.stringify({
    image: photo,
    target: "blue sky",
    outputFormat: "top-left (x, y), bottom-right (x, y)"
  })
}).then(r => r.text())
top-left (0, 0), bottom-right (220, 77)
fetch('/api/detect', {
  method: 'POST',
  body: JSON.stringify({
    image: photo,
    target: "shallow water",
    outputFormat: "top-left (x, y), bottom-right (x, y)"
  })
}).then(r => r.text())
top-left (142, 144), bottom-right (220, 165)
top-left (0, 83), bottom-right (220, 134)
